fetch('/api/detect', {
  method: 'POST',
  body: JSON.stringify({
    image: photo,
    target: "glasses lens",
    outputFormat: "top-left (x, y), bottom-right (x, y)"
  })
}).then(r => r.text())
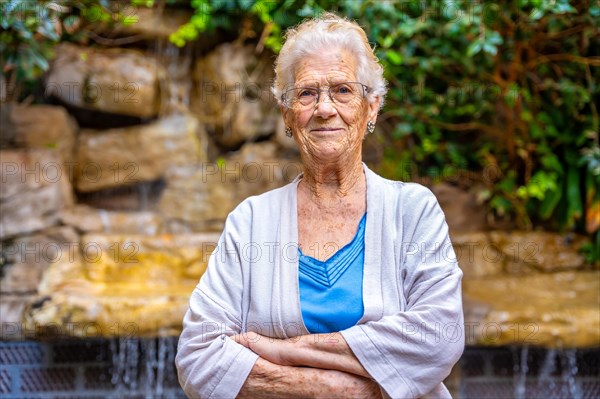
top-left (331, 82), bottom-right (363, 104)
top-left (283, 83), bottom-right (367, 108)
top-left (294, 88), bottom-right (318, 107)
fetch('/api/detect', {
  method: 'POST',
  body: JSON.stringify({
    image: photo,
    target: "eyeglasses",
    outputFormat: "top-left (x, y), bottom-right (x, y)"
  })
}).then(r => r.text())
top-left (281, 82), bottom-right (369, 109)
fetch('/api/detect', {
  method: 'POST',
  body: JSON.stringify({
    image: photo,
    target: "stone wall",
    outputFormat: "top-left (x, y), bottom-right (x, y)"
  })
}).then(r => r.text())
top-left (0, 11), bottom-right (302, 338)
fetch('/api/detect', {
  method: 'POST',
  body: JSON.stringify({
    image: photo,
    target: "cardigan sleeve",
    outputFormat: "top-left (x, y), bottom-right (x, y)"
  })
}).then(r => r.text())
top-left (341, 185), bottom-right (464, 399)
top-left (175, 205), bottom-right (259, 399)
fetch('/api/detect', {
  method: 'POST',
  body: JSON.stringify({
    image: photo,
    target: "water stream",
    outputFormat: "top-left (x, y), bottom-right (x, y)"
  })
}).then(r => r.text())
top-left (107, 336), bottom-right (179, 397)
top-left (511, 346), bottom-right (585, 399)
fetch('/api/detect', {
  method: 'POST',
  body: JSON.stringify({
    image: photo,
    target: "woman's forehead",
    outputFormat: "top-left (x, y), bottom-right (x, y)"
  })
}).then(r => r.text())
top-left (293, 49), bottom-right (358, 85)
top-left (294, 77), bottom-right (355, 87)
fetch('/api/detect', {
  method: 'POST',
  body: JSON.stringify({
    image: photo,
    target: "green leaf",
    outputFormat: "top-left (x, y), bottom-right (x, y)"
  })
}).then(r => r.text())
top-left (386, 50), bottom-right (403, 65)
top-left (565, 165), bottom-right (583, 228)
top-left (466, 40), bottom-right (482, 57)
top-left (539, 183), bottom-right (563, 220)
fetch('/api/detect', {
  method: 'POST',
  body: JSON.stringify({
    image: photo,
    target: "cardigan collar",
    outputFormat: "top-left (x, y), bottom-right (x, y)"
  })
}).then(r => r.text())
top-left (278, 163), bottom-right (385, 335)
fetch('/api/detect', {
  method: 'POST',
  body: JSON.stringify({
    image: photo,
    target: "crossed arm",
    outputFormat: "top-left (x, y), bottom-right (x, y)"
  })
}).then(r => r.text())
top-left (232, 332), bottom-right (382, 398)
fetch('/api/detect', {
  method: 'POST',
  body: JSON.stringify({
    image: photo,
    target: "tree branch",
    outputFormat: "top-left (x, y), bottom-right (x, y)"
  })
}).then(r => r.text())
top-left (527, 54), bottom-right (600, 69)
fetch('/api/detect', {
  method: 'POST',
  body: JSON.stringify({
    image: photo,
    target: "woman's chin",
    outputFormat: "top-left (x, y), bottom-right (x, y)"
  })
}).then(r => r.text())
top-left (309, 146), bottom-right (348, 163)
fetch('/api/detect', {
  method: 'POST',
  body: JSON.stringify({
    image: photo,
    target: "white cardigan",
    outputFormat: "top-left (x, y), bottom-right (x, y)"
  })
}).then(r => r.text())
top-left (176, 164), bottom-right (464, 399)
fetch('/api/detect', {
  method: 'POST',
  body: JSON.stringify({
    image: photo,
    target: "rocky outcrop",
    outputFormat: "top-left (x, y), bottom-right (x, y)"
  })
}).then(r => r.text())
top-left (432, 183), bottom-right (488, 233)
top-left (456, 230), bottom-right (598, 348)
top-left (462, 271), bottom-right (600, 347)
top-left (0, 149), bottom-right (73, 239)
top-left (23, 233), bottom-right (220, 337)
top-left (158, 142), bottom-right (300, 232)
top-left (7, 104), bottom-right (78, 165)
top-left (46, 43), bottom-right (163, 118)
top-left (489, 230), bottom-right (587, 272)
top-left (191, 43), bottom-right (278, 148)
top-left (75, 113), bottom-right (206, 192)
top-left (59, 205), bottom-right (163, 235)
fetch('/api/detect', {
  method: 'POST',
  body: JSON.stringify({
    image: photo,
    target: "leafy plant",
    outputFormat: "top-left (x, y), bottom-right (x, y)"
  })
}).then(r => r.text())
top-left (170, 0), bottom-right (599, 262)
top-left (0, 0), bottom-right (139, 102)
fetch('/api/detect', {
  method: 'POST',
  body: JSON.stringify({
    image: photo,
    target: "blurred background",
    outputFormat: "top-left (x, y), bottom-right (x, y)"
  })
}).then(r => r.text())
top-left (0, 0), bottom-right (598, 398)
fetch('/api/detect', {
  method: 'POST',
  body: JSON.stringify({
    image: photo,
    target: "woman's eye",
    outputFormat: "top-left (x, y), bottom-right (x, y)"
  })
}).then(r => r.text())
top-left (336, 85), bottom-right (352, 94)
top-left (298, 89), bottom-right (316, 97)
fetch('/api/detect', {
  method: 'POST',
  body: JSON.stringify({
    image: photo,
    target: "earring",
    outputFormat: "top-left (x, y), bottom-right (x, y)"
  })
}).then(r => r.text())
top-left (367, 121), bottom-right (375, 134)
top-left (285, 127), bottom-right (292, 137)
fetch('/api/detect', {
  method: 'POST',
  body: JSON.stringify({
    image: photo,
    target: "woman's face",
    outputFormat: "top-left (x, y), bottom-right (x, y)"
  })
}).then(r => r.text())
top-left (282, 48), bottom-right (380, 163)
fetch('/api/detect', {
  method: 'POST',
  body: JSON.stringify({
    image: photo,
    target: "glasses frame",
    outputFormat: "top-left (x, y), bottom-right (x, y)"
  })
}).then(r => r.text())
top-left (281, 81), bottom-right (370, 109)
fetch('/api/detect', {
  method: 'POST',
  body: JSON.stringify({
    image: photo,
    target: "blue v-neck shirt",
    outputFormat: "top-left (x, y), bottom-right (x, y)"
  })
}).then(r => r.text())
top-left (298, 213), bottom-right (366, 333)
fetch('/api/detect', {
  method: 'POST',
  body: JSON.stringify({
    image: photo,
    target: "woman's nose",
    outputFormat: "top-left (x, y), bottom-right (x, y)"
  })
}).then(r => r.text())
top-left (314, 93), bottom-right (337, 118)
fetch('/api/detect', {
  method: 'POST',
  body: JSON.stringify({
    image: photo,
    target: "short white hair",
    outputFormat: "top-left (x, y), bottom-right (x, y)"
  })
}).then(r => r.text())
top-left (273, 12), bottom-right (387, 109)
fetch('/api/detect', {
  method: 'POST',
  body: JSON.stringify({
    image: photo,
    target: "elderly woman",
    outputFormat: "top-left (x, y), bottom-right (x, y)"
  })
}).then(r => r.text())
top-left (176, 13), bottom-right (464, 399)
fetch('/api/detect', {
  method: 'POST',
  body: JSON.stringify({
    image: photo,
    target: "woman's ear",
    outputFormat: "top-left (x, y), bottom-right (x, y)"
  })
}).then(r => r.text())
top-left (281, 105), bottom-right (291, 127)
top-left (367, 96), bottom-right (381, 124)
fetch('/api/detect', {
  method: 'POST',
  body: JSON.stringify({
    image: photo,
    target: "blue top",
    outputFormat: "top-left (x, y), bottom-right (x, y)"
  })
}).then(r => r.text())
top-left (298, 213), bottom-right (366, 333)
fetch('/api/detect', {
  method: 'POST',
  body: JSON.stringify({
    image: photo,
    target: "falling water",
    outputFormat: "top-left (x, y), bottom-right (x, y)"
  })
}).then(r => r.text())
top-left (154, 37), bottom-right (194, 113)
top-left (99, 209), bottom-right (110, 231)
top-left (560, 349), bottom-right (582, 399)
top-left (513, 346), bottom-right (528, 399)
top-left (144, 337), bottom-right (157, 398)
top-left (537, 348), bottom-right (557, 395)
top-left (107, 336), bottom-right (179, 396)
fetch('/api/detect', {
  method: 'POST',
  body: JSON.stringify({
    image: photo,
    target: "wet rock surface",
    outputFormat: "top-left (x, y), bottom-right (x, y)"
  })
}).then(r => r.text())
top-left (59, 204), bottom-right (163, 235)
top-left (75, 113), bottom-right (205, 192)
top-left (462, 271), bottom-right (600, 347)
top-left (0, 149), bottom-right (74, 239)
top-left (23, 233), bottom-right (220, 337)
top-left (456, 229), bottom-right (598, 348)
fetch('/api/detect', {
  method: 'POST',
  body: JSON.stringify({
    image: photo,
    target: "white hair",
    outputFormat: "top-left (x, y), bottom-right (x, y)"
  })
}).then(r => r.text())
top-left (272, 12), bottom-right (388, 109)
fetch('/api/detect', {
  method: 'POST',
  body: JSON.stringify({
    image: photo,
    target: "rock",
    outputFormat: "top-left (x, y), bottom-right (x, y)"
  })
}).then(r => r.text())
top-left (431, 183), bottom-right (488, 233)
top-left (59, 205), bottom-right (163, 235)
top-left (191, 43), bottom-right (278, 148)
top-left (158, 142), bottom-right (300, 232)
top-left (158, 164), bottom-right (236, 232)
top-left (451, 232), bottom-right (504, 279)
top-left (46, 43), bottom-right (163, 118)
top-left (489, 231), bottom-right (587, 272)
top-left (0, 102), bottom-right (17, 146)
top-left (0, 226), bottom-right (79, 294)
top-left (0, 149), bottom-right (74, 239)
top-left (0, 294), bottom-right (36, 339)
top-left (8, 104), bottom-right (78, 165)
top-left (77, 180), bottom-right (165, 211)
top-left (23, 233), bottom-right (220, 337)
top-left (75, 113), bottom-right (206, 192)
top-left (462, 271), bottom-right (600, 347)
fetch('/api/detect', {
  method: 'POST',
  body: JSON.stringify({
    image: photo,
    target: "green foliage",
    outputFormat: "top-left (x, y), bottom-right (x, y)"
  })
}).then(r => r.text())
top-left (171, 0), bottom-right (599, 261)
top-left (0, 0), bottom-right (136, 101)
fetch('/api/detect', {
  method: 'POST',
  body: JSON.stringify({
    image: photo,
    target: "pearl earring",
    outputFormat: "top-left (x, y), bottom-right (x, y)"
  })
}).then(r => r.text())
top-left (285, 127), bottom-right (292, 137)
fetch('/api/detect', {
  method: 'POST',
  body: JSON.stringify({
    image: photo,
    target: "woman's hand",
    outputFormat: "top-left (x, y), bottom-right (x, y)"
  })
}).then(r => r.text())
top-left (237, 357), bottom-right (383, 399)
top-left (232, 331), bottom-right (293, 366)
top-left (231, 331), bottom-right (371, 378)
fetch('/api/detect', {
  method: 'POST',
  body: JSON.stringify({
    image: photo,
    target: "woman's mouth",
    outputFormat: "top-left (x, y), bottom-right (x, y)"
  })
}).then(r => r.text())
top-left (311, 127), bottom-right (343, 132)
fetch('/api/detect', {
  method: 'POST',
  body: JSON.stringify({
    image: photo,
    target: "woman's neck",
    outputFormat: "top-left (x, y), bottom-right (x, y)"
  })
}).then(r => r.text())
top-left (299, 157), bottom-right (365, 205)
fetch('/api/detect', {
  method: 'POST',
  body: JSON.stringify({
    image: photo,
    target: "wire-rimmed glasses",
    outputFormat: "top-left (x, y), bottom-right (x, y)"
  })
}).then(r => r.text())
top-left (281, 82), bottom-right (369, 109)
